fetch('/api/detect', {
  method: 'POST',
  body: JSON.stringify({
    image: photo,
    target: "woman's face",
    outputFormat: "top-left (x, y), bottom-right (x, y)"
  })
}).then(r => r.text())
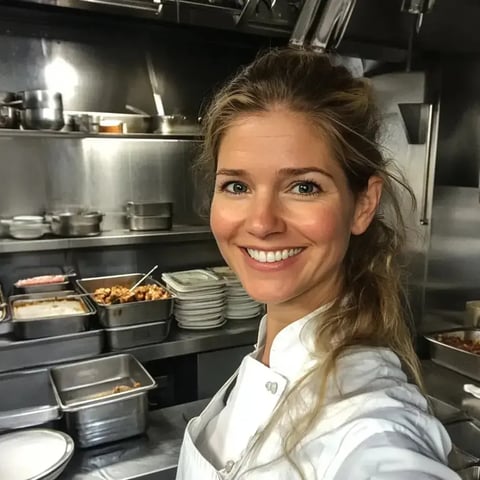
top-left (210, 109), bottom-right (379, 309)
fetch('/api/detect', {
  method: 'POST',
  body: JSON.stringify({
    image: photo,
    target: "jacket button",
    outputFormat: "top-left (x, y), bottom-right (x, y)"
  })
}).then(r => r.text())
top-left (225, 460), bottom-right (235, 473)
top-left (265, 381), bottom-right (278, 394)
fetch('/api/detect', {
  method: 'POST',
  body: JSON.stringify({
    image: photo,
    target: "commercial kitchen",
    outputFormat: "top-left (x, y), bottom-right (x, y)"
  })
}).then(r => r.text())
top-left (0, 0), bottom-right (480, 478)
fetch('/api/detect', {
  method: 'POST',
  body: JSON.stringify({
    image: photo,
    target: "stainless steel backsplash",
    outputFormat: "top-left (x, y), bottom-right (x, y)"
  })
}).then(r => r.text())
top-left (0, 135), bottom-right (205, 228)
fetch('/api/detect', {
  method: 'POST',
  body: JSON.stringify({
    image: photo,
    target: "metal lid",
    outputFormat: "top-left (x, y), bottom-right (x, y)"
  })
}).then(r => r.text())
top-left (0, 429), bottom-right (74, 480)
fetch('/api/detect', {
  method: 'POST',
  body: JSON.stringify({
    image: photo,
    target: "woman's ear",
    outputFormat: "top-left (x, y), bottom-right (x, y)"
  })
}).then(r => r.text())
top-left (351, 176), bottom-right (383, 235)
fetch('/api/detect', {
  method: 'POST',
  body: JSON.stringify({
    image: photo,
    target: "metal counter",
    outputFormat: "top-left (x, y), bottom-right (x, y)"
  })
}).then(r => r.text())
top-left (59, 398), bottom-right (210, 480)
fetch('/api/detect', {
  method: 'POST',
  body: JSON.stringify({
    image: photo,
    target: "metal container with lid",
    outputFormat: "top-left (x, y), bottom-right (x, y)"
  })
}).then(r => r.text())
top-left (49, 210), bottom-right (103, 237)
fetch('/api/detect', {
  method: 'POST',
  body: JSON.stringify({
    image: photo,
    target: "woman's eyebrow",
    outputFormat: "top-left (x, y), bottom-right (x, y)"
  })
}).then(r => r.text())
top-left (216, 168), bottom-right (247, 176)
top-left (278, 167), bottom-right (333, 179)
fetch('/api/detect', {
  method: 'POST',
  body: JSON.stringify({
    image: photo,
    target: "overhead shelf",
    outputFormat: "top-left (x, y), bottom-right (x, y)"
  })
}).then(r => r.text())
top-left (0, 225), bottom-right (213, 254)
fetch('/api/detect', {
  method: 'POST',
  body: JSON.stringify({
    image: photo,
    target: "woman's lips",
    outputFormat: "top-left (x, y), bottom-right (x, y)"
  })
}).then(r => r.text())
top-left (240, 247), bottom-right (304, 271)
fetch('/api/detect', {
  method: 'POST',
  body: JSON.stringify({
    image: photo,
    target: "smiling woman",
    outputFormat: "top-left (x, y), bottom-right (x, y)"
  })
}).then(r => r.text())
top-left (175, 48), bottom-right (460, 480)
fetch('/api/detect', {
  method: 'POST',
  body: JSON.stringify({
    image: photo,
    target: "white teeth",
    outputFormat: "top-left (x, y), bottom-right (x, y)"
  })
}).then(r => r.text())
top-left (246, 248), bottom-right (303, 263)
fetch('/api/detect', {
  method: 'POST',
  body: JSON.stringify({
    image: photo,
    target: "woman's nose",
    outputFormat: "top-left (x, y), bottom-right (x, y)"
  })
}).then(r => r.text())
top-left (245, 195), bottom-right (286, 239)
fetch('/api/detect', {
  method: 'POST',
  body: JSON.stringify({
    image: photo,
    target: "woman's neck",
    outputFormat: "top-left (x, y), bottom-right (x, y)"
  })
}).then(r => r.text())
top-left (260, 284), bottom-right (340, 366)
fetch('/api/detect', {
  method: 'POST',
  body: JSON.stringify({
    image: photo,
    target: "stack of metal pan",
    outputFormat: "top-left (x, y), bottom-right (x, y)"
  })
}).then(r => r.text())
top-left (76, 273), bottom-right (174, 351)
top-left (49, 354), bottom-right (156, 448)
top-left (126, 202), bottom-right (172, 231)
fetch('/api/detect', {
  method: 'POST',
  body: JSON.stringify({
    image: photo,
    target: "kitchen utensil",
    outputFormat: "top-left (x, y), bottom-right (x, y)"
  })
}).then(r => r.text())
top-left (425, 329), bottom-right (480, 381)
top-left (129, 265), bottom-right (159, 291)
top-left (0, 368), bottom-right (60, 432)
top-left (127, 214), bottom-right (172, 231)
top-left (10, 290), bottom-right (97, 340)
top-left (50, 210), bottom-right (103, 237)
top-left (49, 354), bottom-right (156, 447)
top-left (0, 429), bottom-right (74, 480)
top-left (466, 300), bottom-right (480, 327)
top-left (146, 51), bottom-right (164, 116)
top-left (7, 219), bottom-right (49, 240)
top-left (0, 105), bottom-right (20, 129)
top-left (105, 318), bottom-right (171, 350)
top-left (76, 273), bottom-right (174, 328)
top-left (458, 466), bottom-right (480, 480)
top-left (126, 201), bottom-right (172, 217)
top-left (18, 89), bottom-right (63, 109)
top-left (21, 108), bottom-right (65, 130)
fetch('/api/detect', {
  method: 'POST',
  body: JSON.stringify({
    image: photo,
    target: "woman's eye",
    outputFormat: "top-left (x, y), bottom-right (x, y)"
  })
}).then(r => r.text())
top-left (291, 181), bottom-right (321, 195)
top-left (223, 181), bottom-right (249, 194)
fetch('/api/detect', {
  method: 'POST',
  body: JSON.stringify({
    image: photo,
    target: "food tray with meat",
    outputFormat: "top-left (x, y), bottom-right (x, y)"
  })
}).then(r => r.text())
top-left (76, 273), bottom-right (174, 328)
top-left (13, 271), bottom-right (76, 295)
top-left (425, 329), bottom-right (480, 381)
top-left (0, 368), bottom-right (60, 432)
top-left (10, 290), bottom-right (97, 340)
top-left (50, 354), bottom-right (156, 447)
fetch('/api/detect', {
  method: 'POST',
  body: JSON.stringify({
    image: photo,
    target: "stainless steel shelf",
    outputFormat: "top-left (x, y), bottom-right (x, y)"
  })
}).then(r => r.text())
top-left (0, 225), bottom-right (213, 253)
top-left (124, 318), bottom-right (260, 363)
top-left (0, 129), bottom-right (202, 140)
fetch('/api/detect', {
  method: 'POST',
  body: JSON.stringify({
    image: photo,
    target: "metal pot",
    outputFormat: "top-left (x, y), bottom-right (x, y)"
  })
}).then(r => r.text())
top-left (0, 106), bottom-right (20, 129)
top-left (50, 211), bottom-right (103, 237)
top-left (21, 108), bottom-right (65, 131)
top-left (18, 90), bottom-right (63, 110)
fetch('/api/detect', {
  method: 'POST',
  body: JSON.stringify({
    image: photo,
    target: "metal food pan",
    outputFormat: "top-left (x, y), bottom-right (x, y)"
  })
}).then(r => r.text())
top-left (127, 215), bottom-right (172, 231)
top-left (126, 201), bottom-right (172, 217)
top-left (12, 266), bottom-right (73, 294)
top-left (10, 290), bottom-right (96, 340)
top-left (459, 467), bottom-right (480, 480)
top-left (0, 368), bottom-right (60, 432)
top-left (76, 273), bottom-right (174, 328)
top-left (62, 392), bottom-right (148, 448)
top-left (446, 420), bottom-right (480, 469)
top-left (105, 318), bottom-right (172, 351)
top-left (49, 353), bottom-right (156, 409)
top-left (428, 396), bottom-right (462, 423)
top-left (425, 329), bottom-right (480, 381)
top-left (0, 330), bottom-right (104, 374)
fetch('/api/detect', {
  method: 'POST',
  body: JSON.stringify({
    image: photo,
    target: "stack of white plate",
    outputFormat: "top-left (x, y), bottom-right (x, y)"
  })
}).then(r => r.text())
top-left (162, 269), bottom-right (226, 330)
top-left (210, 266), bottom-right (263, 320)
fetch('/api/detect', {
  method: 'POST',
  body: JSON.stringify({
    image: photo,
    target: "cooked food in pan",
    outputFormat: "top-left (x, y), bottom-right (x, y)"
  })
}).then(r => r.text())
top-left (93, 284), bottom-right (171, 305)
top-left (15, 275), bottom-right (66, 287)
top-left (14, 298), bottom-right (87, 319)
top-left (84, 381), bottom-right (142, 401)
top-left (436, 334), bottom-right (480, 354)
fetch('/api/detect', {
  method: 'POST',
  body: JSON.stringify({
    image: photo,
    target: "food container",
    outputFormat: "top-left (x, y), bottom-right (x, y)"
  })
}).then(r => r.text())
top-left (21, 108), bottom-right (65, 131)
top-left (49, 210), bottom-right (103, 237)
top-left (0, 329), bottom-right (104, 374)
top-left (0, 105), bottom-right (20, 129)
top-left (10, 290), bottom-right (97, 340)
top-left (105, 318), bottom-right (172, 351)
top-left (18, 89), bottom-right (63, 110)
top-left (50, 354), bottom-right (156, 448)
top-left (14, 273), bottom-right (74, 295)
top-left (459, 467), bottom-right (480, 480)
top-left (126, 202), bottom-right (172, 217)
top-left (0, 368), bottom-right (60, 432)
top-left (425, 329), bottom-right (480, 381)
top-left (445, 420), bottom-right (480, 469)
top-left (127, 214), bottom-right (172, 231)
top-left (428, 396), bottom-right (462, 422)
top-left (3, 218), bottom-right (50, 240)
top-left (76, 273), bottom-right (174, 328)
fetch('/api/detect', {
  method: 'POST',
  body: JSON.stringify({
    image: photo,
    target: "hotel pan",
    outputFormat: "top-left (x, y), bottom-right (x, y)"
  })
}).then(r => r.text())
top-left (105, 317), bottom-right (172, 351)
top-left (50, 354), bottom-right (156, 447)
top-left (424, 329), bottom-right (480, 381)
top-left (445, 419), bottom-right (480, 469)
top-left (10, 290), bottom-right (96, 339)
top-left (0, 368), bottom-right (60, 432)
top-left (126, 201), bottom-right (172, 217)
top-left (127, 214), bottom-right (172, 231)
top-left (76, 273), bottom-right (174, 328)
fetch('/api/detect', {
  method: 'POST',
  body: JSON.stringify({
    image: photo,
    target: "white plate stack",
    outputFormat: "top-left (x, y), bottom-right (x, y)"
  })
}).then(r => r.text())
top-left (210, 266), bottom-right (263, 320)
top-left (162, 269), bottom-right (226, 330)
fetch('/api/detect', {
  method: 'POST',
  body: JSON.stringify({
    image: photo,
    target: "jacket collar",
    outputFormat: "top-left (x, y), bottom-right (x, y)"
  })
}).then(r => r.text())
top-left (255, 303), bottom-right (331, 381)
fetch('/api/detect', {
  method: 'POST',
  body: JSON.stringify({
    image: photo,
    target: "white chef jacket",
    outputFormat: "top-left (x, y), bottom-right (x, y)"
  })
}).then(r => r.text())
top-left (176, 305), bottom-right (460, 480)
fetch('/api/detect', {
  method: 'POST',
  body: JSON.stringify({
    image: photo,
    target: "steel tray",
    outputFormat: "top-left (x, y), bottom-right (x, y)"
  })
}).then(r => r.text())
top-left (12, 266), bottom-right (74, 295)
top-left (76, 273), bottom-right (174, 328)
top-left (425, 329), bottom-right (480, 381)
top-left (10, 290), bottom-right (97, 340)
top-left (0, 329), bottom-right (104, 374)
top-left (445, 419), bottom-right (480, 469)
top-left (105, 317), bottom-right (172, 351)
top-left (0, 368), bottom-right (60, 432)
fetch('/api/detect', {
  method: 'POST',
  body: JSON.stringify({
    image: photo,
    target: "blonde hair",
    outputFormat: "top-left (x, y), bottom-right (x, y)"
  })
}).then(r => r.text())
top-left (196, 47), bottom-right (424, 478)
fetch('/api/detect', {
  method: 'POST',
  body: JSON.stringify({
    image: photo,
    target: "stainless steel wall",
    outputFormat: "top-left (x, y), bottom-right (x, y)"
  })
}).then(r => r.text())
top-left (0, 135), bottom-right (204, 229)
